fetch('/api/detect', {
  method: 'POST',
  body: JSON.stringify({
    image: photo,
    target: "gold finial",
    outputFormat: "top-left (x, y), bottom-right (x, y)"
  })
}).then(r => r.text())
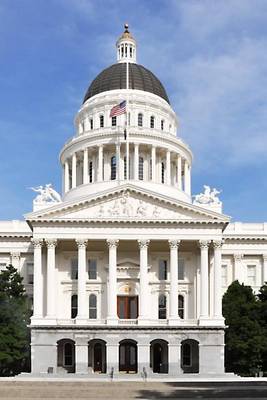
top-left (124, 23), bottom-right (129, 32)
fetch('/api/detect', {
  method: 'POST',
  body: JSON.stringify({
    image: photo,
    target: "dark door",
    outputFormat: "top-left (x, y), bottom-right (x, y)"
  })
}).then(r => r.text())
top-left (119, 342), bottom-right (137, 373)
top-left (93, 343), bottom-right (102, 372)
top-left (153, 343), bottom-right (162, 373)
top-left (117, 296), bottom-right (138, 319)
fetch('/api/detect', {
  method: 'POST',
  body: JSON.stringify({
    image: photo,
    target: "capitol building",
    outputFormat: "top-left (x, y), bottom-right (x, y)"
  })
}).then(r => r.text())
top-left (1, 25), bottom-right (267, 377)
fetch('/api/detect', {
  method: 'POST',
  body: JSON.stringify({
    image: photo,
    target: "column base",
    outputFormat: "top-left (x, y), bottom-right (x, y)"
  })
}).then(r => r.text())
top-left (138, 317), bottom-right (151, 326)
top-left (168, 317), bottom-right (180, 326)
top-left (30, 316), bottom-right (44, 325)
top-left (75, 317), bottom-right (89, 325)
top-left (106, 317), bottom-right (118, 326)
top-left (211, 316), bottom-right (225, 326)
top-left (199, 316), bottom-right (224, 326)
top-left (39, 316), bottom-right (57, 325)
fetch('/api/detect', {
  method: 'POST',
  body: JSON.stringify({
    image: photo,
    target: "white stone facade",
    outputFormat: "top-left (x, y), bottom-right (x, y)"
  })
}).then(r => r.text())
top-left (0, 26), bottom-right (266, 377)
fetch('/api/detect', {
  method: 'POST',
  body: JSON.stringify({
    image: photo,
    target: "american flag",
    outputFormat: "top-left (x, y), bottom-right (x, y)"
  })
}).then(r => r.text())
top-left (109, 100), bottom-right (126, 117)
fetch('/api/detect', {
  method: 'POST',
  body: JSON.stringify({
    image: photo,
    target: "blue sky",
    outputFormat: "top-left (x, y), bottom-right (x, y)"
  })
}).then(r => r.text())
top-left (0, 0), bottom-right (267, 221)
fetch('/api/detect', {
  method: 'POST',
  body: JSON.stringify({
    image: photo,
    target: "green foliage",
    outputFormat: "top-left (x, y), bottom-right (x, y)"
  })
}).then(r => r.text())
top-left (257, 283), bottom-right (267, 372)
top-left (0, 265), bottom-right (30, 376)
top-left (223, 280), bottom-right (267, 376)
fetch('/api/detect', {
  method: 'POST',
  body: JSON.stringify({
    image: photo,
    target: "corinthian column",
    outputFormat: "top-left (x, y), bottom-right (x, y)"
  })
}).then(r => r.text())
top-left (45, 239), bottom-right (57, 320)
top-left (76, 239), bottom-right (88, 321)
top-left (213, 240), bottom-right (224, 323)
top-left (168, 239), bottom-right (180, 324)
top-left (138, 239), bottom-right (150, 324)
top-left (32, 239), bottom-right (43, 319)
top-left (107, 239), bottom-right (119, 325)
top-left (199, 240), bottom-right (210, 324)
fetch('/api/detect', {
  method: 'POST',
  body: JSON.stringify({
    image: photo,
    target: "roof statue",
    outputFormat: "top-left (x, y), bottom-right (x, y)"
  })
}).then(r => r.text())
top-left (193, 185), bottom-right (222, 213)
top-left (31, 184), bottom-right (61, 211)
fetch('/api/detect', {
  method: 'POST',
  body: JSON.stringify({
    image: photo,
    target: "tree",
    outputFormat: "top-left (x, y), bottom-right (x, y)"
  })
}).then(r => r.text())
top-left (0, 265), bottom-right (30, 376)
top-left (222, 280), bottom-right (265, 376)
top-left (257, 283), bottom-right (267, 372)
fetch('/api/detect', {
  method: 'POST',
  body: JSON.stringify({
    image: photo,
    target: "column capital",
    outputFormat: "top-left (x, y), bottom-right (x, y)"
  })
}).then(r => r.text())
top-left (31, 238), bottom-right (43, 249)
top-left (97, 143), bottom-right (103, 149)
top-left (262, 254), bottom-right (267, 262)
top-left (106, 239), bottom-right (119, 249)
top-left (213, 239), bottom-right (224, 249)
top-left (10, 251), bottom-right (21, 260)
top-left (45, 239), bottom-right (57, 249)
top-left (198, 240), bottom-right (210, 249)
top-left (168, 239), bottom-right (180, 249)
top-left (233, 253), bottom-right (243, 261)
top-left (138, 239), bottom-right (150, 249)
top-left (76, 239), bottom-right (88, 249)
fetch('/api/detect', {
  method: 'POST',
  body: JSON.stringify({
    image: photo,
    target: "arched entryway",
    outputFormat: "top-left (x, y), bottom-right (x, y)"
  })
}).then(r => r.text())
top-left (150, 339), bottom-right (168, 373)
top-left (88, 339), bottom-right (106, 373)
top-left (57, 339), bottom-right (75, 373)
top-left (119, 339), bottom-right (137, 373)
top-left (181, 339), bottom-right (199, 373)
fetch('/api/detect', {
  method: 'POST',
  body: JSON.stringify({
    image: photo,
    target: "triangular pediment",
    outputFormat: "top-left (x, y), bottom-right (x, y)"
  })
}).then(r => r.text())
top-left (25, 184), bottom-right (230, 225)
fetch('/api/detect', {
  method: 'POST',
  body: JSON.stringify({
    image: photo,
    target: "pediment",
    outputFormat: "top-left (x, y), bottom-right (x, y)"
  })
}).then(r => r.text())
top-left (25, 185), bottom-right (230, 224)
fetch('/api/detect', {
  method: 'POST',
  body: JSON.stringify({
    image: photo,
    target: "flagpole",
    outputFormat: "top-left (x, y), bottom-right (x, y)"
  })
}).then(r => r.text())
top-left (126, 61), bottom-right (129, 181)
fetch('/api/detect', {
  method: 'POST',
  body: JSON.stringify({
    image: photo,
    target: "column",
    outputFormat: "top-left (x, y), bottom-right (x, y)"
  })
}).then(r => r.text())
top-left (98, 144), bottom-right (103, 182)
top-left (166, 150), bottom-right (171, 185)
top-left (263, 254), bottom-right (267, 284)
top-left (83, 148), bottom-right (89, 184)
top-left (107, 239), bottom-right (119, 324)
top-left (75, 337), bottom-right (89, 374)
top-left (233, 253), bottom-right (244, 283)
top-left (46, 239), bottom-right (57, 319)
top-left (213, 240), bottom-right (224, 323)
top-left (76, 239), bottom-right (88, 320)
top-left (177, 154), bottom-right (182, 190)
top-left (184, 160), bottom-right (191, 195)
top-left (134, 143), bottom-right (139, 180)
top-left (151, 145), bottom-right (156, 182)
top-left (64, 160), bottom-right (69, 192)
top-left (168, 240), bottom-right (180, 324)
top-left (138, 239), bottom-right (150, 323)
top-left (116, 143), bottom-right (121, 181)
top-left (199, 240), bottom-right (210, 324)
top-left (32, 239), bottom-right (43, 319)
top-left (72, 153), bottom-right (77, 189)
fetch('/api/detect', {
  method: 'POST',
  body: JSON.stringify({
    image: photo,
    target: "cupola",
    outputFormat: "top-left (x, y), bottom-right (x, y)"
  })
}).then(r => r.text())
top-left (116, 23), bottom-right (137, 63)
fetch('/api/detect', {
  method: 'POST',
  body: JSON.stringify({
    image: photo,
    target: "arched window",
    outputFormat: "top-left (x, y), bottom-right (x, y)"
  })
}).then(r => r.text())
top-left (89, 161), bottom-right (93, 183)
top-left (89, 294), bottom-right (97, 319)
top-left (150, 116), bottom-right (155, 129)
top-left (161, 162), bottom-right (165, 183)
top-left (138, 113), bottom-right (143, 127)
top-left (178, 294), bottom-right (184, 319)
top-left (111, 116), bottom-right (117, 127)
top-left (71, 294), bottom-right (77, 319)
top-left (64, 342), bottom-right (74, 367)
top-left (161, 119), bottom-right (164, 131)
top-left (158, 294), bottom-right (167, 319)
top-left (99, 114), bottom-right (104, 128)
top-left (111, 156), bottom-right (116, 180)
top-left (139, 157), bottom-right (144, 180)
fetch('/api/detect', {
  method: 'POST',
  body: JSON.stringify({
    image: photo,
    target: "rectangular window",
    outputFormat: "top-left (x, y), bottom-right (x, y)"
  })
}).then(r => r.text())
top-left (112, 116), bottom-right (117, 127)
top-left (150, 116), bottom-right (155, 129)
top-left (88, 259), bottom-right (97, 280)
top-left (159, 260), bottom-right (167, 280)
top-left (99, 115), bottom-right (104, 128)
top-left (71, 258), bottom-right (78, 280)
top-left (247, 264), bottom-right (256, 286)
top-left (27, 262), bottom-right (34, 284)
top-left (161, 119), bottom-right (164, 131)
top-left (90, 118), bottom-right (93, 130)
top-left (89, 161), bottom-right (93, 183)
top-left (221, 264), bottom-right (228, 287)
top-left (178, 258), bottom-right (185, 280)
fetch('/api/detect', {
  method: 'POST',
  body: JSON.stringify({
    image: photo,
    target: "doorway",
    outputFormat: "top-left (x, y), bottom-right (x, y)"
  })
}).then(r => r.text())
top-left (119, 340), bottom-right (137, 373)
top-left (117, 296), bottom-right (138, 319)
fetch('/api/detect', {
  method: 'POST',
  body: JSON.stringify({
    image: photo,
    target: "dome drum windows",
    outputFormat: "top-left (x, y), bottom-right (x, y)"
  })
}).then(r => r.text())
top-left (111, 116), bottom-right (117, 127)
top-left (150, 116), bottom-right (155, 129)
top-left (161, 119), bottom-right (164, 131)
top-left (138, 113), bottom-right (143, 127)
top-left (99, 114), bottom-right (104, 128)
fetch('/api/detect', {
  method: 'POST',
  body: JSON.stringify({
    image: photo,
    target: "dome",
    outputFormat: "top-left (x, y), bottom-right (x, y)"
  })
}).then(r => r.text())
top-left (83, 63), bottom-right (170, 104)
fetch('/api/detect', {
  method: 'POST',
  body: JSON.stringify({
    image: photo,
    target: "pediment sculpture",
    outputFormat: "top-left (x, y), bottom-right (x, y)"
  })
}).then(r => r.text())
top-left (31, 183), bottom-right (62, 211)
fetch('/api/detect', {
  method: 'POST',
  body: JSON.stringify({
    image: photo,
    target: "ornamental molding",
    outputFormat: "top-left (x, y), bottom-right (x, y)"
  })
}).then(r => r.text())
top-left (45, 239), bottom-right (57, 249)
top-left (168, 239), bottom-right (181, 249)
top-left (31, 238), bottom-right (43, 248)
top-left (138, 239), bottom-right (150, 249)
top-left (106, 239), bottom-right (119, 249)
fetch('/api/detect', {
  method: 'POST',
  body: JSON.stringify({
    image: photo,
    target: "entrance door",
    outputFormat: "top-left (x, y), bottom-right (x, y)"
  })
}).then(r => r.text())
top-left (119, 341), bottom-right (137, 373)
top-left (117, 296), bottom-right (138, 319)
top-left (153, 343), bottom-right (162, 373)
top-left (93, 343), bottom-right (102, 372)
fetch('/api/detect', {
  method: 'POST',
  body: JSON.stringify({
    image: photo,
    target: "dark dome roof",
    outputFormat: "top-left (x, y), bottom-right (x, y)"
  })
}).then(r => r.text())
top-left (83, 63), bottom-right (170, 104)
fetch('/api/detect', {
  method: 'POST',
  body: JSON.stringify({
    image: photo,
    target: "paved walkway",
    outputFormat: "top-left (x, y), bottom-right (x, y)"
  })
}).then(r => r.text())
top-left (0, 381), bottom-right (267, 399)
